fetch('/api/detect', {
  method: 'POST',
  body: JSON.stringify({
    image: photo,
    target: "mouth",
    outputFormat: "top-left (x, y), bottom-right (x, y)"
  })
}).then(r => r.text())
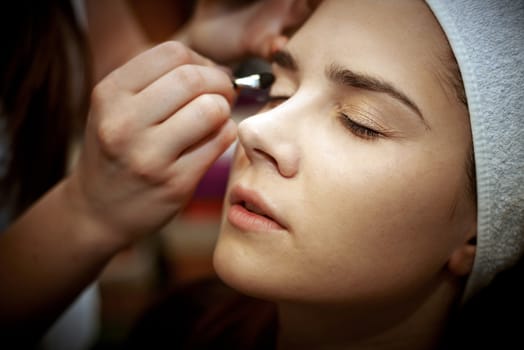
top-left (241, 200), bottom-right (274, 219)
top-left (227, 186), bottom-right (287, 232)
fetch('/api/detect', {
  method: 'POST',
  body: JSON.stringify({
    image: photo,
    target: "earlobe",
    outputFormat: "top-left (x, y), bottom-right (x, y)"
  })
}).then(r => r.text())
top-left (447, 235), bottom-right (477, 277)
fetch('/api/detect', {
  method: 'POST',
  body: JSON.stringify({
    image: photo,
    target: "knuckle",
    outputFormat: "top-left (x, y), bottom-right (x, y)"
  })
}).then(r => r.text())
top-left (90, 81), bottom-right (110, 107)
top-left (129, 151), bottom-right (164, 184)
top-left (161, 41), bottom-right (192, 65)
top-left (91, 73), bottom-right (120, 102)
top-left (95, 117), bottom-right (130, 157)
top-left (90, 80), bottom-right (123, 120)
top-left (175, 65), bottom-right (205, 92)
top-left (198, 94), bottom-right (230, 121)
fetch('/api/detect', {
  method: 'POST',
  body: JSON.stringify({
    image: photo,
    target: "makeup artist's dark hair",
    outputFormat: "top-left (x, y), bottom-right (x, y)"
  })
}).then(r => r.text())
top-left (0, 0), bottom-right (92, 218)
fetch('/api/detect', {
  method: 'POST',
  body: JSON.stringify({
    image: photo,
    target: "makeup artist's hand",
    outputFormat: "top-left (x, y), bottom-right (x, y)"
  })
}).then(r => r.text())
top-left (65, 41), bottom-right (237, 247)
top-left (174, 0), bottom-right (316, 63)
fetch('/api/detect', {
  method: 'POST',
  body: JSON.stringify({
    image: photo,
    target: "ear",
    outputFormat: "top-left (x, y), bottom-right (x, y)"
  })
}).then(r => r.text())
top-left (447, 233), bottom-right (477, 277)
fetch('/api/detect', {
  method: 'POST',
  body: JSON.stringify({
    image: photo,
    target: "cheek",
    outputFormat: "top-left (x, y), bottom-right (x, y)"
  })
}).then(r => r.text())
top-left (216, 127), bottom-right (471, 304)
top-left (291, 142), bottom-right (468, 300)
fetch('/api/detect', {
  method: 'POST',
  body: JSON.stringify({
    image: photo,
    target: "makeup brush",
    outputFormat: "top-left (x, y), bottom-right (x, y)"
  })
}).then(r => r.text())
top-left (233, 72), bottom-right (275, 90)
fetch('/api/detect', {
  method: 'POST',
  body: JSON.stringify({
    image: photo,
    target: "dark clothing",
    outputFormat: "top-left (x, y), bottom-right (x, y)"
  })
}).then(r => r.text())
top-left (444, 256), bottom-right (524, 350)
top-left (126, 256), bottom-right (524, 350)
top-left (125, 277), bottom-right (277, 350)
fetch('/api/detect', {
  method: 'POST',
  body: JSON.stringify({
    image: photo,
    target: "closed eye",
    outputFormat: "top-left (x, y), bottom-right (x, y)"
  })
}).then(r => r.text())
top-left (265, 96), bottom-right (382, 141)
top-left (338, 113), bottom-right (381, 140)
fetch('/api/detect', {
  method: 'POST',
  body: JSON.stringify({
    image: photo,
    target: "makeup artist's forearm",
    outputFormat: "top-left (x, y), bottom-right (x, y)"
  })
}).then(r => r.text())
top-left (0, 180), bottom-right (124, 333)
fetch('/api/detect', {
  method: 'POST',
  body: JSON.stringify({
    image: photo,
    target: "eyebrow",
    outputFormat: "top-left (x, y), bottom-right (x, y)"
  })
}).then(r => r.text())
top-left (272, 49), bottom-right (429, 128)
top-left (272, 49), bottom-right (298, 71)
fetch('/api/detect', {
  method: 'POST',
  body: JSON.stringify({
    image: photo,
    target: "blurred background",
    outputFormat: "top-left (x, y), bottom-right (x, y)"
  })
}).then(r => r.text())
top-left (83, 1), bottom-right (272, 348)
top-left (93, 79), bottom-right (269, 350)
top-left (93, 95), bottom-right (267, 350)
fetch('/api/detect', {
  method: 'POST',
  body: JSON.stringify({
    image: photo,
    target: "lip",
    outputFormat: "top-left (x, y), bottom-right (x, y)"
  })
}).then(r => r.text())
top-left (227, 185), bottom-right (288, 233)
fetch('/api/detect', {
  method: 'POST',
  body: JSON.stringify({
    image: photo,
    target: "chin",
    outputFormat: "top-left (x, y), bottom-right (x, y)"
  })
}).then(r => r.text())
top-left (212, 229), bottom-right (282, 302)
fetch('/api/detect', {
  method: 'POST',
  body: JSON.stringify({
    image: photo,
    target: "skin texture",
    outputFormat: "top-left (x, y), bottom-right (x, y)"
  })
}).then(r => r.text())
top-left (181, 0), bottom-right (313, 63)
top-left (86, 0), bottom-right (315, 82)
top-left (214, 0), bottom-right (477, 349)
top-left (0, 1), bottom-right (316, 342)
top-left (0, 42), bottom-right (237, 339)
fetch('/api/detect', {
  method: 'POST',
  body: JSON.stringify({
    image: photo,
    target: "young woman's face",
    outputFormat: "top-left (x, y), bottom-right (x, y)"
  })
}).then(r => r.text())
top-left (214, 0), bottom-right (476, 307)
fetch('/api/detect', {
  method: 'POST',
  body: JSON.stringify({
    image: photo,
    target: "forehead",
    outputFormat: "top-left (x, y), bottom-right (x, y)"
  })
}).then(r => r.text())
top-left (286, 0), bottom-right (452, 117)
top-left (296, 0), bottom-right (446, 53)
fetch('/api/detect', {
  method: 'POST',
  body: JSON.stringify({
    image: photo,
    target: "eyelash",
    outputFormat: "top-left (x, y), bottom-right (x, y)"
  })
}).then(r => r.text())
top-left (337, 113), bottom-right (381, 140)
top-left (266, 95), bottom-right (381, 140)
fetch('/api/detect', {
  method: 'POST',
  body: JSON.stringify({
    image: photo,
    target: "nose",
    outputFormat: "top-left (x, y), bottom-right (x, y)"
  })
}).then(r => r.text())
top-left (237, 110), bottom-right (300, 178)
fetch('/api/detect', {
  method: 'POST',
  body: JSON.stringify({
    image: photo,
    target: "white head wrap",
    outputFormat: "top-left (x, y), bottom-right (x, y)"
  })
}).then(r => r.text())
top-left (425, 0), bottom-right (524, 301)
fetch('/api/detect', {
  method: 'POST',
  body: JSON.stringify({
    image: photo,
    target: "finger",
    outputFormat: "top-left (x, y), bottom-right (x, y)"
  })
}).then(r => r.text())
top-left (242, 1), bottom-right (293, 59)
top-left (284, 0), bottom-right (315, 29)
top-left (135, 65), bottom-right (236, 125)
top-left (261, 35), bottom-right (289, 59)
top-left (109, 41), bottom-right (216, 93)
top-left (169, 119), bottom-right (237, 189)
top-left (152, 93), bottom-right (232, 160)
top-left (248, 0), bottom-right (312, 59)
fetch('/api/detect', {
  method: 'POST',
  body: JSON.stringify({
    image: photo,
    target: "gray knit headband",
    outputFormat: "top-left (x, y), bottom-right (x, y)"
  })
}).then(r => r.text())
top-left (424, 0), bottom-right (524, 301)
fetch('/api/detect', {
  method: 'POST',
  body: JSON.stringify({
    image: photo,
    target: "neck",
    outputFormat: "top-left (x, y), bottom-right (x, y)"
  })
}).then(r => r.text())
top-left (276, 276), bottom-right (462, 350)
